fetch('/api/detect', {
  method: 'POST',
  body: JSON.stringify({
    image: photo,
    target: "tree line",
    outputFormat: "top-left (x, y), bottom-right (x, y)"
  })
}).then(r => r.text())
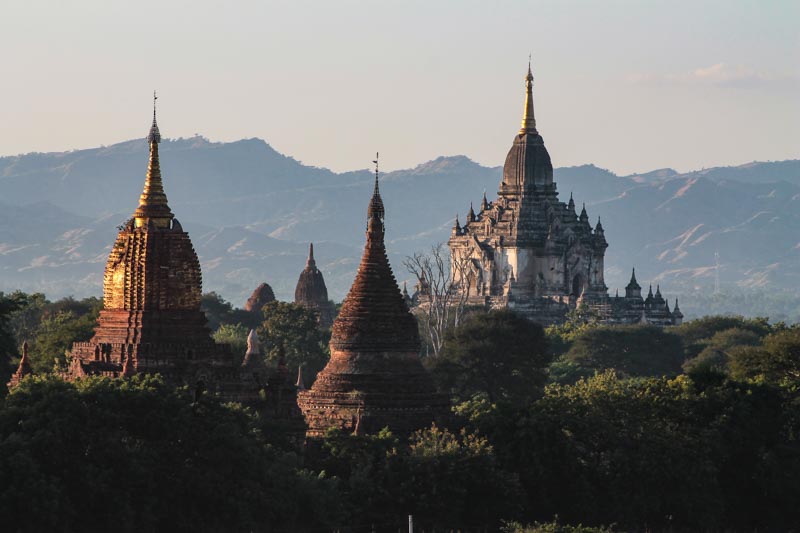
top-left (0, 290), bottom-right (799, 531)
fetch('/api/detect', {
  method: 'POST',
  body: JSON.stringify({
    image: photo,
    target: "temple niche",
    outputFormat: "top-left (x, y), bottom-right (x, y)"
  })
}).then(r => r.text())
top-left (294, 243), bottom-right (336, 329)
top-left (56, 99), bottom-right (300, 410)
top-left (297, 165), bottom-right (449, 438)
top-left (447, 64), bottom-right (682, 326)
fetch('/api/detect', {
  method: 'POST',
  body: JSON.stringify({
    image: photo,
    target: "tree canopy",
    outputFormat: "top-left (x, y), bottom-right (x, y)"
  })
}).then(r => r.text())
top-left (429, 309), bottom-right (551, 406)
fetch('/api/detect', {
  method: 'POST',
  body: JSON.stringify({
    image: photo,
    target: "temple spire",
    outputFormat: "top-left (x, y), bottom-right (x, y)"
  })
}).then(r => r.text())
top-left (307, 243), bottom-right (316, 269)
top-left (519, 57), bottom-right (538, 135)
top-left (135, 91), bottom-right (173, 228)
top-left (367, 152), bottom-right (384, 229)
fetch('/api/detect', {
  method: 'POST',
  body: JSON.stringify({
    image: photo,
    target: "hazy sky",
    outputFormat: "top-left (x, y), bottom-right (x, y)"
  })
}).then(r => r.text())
top-left (2, 0), bottom-right (798, 174)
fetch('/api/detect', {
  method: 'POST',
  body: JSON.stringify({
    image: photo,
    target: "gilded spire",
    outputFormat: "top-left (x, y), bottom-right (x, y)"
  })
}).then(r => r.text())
top-left (134, 91), bottom-right (173, 228)
top-left (519, 57), bottom-right (538, 135)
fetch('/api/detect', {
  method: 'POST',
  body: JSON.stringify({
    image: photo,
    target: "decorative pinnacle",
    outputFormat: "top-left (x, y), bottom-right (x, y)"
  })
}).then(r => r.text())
top-left (367, 151), bottom-right (385, 231)
top-left (307, 243), bottom-right (316, 268)
top-left (519, 57), bottom-right (538, 135)
top-left (135, 92), bottom-right (172, 227)
top-left (147, 90), bottom-right (161, 144)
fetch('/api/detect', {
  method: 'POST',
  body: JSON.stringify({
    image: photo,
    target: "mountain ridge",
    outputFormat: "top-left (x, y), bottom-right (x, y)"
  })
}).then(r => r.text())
top-left (1, 137), bottom-right (798, 320)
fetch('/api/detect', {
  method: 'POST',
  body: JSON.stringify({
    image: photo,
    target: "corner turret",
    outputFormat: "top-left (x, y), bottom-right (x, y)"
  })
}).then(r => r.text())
top-left (625, 268), bottom-right (642, 298)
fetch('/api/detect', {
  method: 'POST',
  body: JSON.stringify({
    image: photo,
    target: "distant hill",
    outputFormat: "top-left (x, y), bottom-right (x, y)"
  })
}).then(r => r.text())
top-left (1, 136), bottom-right (798, 320)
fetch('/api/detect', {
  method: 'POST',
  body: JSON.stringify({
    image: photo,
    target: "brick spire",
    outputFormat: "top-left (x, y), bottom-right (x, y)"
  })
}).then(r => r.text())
top-left (331, 164), bottom-right (419, 352)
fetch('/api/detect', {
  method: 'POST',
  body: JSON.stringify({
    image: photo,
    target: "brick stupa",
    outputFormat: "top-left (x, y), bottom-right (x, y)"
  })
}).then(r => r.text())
top-left (294, 243), bottom-right (335, 329)
top-left (297, 160), bottom-right (448, 438)
top-left (67, 99), bottom-right (234, 384)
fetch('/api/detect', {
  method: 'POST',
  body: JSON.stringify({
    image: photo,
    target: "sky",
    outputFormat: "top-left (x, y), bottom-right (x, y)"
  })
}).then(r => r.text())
top-left (1, 0), bottom-right (798, 175)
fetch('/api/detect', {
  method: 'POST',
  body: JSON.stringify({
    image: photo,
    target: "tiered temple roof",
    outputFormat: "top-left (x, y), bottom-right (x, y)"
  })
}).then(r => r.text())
top-left (298, 159), bottom-right (448, 437)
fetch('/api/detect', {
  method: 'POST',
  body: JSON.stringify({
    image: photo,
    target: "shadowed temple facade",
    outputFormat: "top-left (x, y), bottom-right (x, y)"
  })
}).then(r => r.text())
top-left (298, 165), bottom-right (448, 438)
top-left (446, 64), bottom-right (682, 326)
top-left (294, 243), bottom-right (336, 329)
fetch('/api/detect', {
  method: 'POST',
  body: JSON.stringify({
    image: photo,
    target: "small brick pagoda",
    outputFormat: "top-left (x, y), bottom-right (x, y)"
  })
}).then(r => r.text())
top-left (297, 161), bottom-right (448, 438)
top-left (294, 243), bottom-right (335, 329)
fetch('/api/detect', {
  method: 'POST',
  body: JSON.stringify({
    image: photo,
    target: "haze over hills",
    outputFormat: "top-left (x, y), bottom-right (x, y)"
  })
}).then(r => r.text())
top-left (1, 136), bottom-right (798, 320)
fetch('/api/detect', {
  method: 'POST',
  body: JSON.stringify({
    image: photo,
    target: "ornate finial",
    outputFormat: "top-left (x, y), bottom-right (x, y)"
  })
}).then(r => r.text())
top-left (519, 58), bottom-right (538, 134)
top-left (147, 90), bottom-right (161, 144)
top-left (367, 152), bottom-right (385, 227)
top-left (135, 92), bottom-right (172, 227)
top-left (295, 364), bottom-right (305, 390)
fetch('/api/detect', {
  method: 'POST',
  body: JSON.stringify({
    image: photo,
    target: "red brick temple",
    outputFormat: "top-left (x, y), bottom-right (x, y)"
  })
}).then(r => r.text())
top-left (297, 161), bottom-right (448, 437)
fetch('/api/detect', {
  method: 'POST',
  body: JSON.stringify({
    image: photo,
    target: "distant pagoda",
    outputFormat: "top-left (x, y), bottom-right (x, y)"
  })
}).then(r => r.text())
top-left (297, 159), bottom-right (448, 438)
top-left (294, 243), bottom-right (335, 329)
top-left (245, 283), bottom-right (276, 313)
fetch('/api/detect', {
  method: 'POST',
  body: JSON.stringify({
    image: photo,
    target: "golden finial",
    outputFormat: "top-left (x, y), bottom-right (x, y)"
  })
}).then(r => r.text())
top-left (135, 91), bottom-right (172, 228)
top-left (519, 56), bottom-right (538, 135)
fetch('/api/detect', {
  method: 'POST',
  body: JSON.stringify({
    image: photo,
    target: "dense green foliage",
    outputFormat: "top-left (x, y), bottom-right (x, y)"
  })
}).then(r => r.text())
top-left (3, 287), bottom-right (800, 531)
top-left (0, 292), bottom-right (101, 379)
top-left (257, 301), bottom-right (330, 382)
top-left (313, 425), bottom-right (523, 531)
top-left (564, 325), bottom-right (684, 377)
top-left (504, 521), bottom-right (618, 533)
top-left (0, 293), bottom-right (22, 392)
top-left (200, 291), bottom-right (261, 330)
top-left (458, 371), bottom-right (800, 530)
top-left (0, 375), bottom-right (338, 533)
top-left (212, 322), bottom-right (250, 364)
top-left (428, 309), bottom-right (551, 406)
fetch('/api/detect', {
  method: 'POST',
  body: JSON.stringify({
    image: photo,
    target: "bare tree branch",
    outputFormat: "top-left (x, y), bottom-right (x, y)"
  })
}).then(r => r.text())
top-left (403, 243), bottom-right (473, 357)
